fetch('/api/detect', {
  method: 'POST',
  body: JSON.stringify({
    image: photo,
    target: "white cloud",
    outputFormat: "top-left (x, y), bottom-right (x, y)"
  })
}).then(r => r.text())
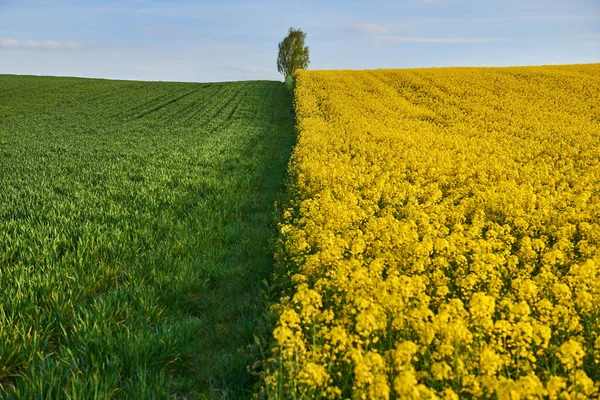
top-left (346, 23), bottom-right (392, 34)
top-left (44, 40), bottom-right (61, 49)
top-left (64, 41), bottom-right (83, 50)
top-left (1, 38), bottom-right (20, 48)
top-left (580, 34), bottom-right (600, 38)
top-left (0, 38), bottom-right (83, 50)
top-left (377, 36), bottom-right (499, 44)
top-left (24, 40), bottom-right (41, 48)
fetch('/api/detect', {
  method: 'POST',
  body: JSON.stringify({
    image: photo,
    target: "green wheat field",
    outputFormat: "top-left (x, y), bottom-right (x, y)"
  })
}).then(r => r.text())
top-left (0, 75), bottom-right (295, 398)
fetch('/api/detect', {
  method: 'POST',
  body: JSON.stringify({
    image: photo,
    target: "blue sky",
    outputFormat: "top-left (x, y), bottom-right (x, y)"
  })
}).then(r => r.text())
top-left (0, 0), bottom-right (598, 82)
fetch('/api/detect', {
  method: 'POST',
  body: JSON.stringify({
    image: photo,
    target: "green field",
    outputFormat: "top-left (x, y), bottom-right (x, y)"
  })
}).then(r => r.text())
top-left (0, 75), bottom-right (294, 398)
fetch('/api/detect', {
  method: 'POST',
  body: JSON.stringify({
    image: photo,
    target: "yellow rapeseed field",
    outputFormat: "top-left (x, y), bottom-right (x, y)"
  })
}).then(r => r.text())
top-left (263, 65), bottom-right (600, 399)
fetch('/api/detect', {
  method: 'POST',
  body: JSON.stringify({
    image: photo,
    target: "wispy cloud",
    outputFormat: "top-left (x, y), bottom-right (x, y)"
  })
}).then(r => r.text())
top-left (346, 23), bottom-right (393, 34)
top-left (0, 38), bottom-right (20, 48)
top-left (377, 36), bottom-right (500, 44)
top-left (0, 38), bottom-right (82, 50)
top-left (580, 34), bottom-right (600, 38)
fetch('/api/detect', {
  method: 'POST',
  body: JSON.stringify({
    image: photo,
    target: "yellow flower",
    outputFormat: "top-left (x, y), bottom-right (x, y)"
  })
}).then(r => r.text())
top-left (546, 376), bottom-right (566, 399)
top-left (263, 65), bottom-right (600, 398)
top-left (430, 361), bottom-right (452, 381)
top-left (393, 370), bottom-right (420, 399)
top-left (469, 292), bottom-right (495, 329)
top-left (558, 339), bottom-right (585, 370)
top-left (299, 362), bottom-right (329, 388)
top-left (392, 341), bottom-right (419, 370)
top-left (571, 370), bottom-right (595, 397)
top-left (479, 346), bottom-right (503, 376)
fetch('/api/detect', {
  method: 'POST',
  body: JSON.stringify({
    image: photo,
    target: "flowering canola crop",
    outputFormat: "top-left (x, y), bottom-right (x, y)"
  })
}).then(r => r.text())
top-left (264, 65), bottom-right (600, 399)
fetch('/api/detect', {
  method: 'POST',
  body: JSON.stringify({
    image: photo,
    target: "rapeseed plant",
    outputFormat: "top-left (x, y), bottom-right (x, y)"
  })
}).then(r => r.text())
top-left (262, 64), bottom-right (600, 399)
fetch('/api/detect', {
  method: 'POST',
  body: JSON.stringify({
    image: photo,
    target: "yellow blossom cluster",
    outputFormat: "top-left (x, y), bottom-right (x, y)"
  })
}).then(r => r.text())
top-left (263, 64), bottom-right (600, 399)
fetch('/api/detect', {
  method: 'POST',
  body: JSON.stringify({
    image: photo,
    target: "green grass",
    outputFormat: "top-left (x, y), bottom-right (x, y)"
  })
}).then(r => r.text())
top-left (0, 75), bottom-right (295, 398)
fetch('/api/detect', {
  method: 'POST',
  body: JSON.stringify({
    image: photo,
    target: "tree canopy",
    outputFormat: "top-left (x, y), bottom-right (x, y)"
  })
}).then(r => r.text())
top-left (277, 28), bottom-right (310, 80)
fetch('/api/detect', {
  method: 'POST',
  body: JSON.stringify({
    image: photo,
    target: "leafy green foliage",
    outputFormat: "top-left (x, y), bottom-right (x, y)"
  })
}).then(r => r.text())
top-left (0, 75), bottom-right (295, 398)
top-left (277, 28), bottom-right (310, 80)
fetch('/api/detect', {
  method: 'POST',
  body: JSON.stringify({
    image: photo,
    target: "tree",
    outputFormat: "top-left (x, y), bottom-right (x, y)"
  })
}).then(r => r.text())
top-left (277, 27), bottom-right (310, 81)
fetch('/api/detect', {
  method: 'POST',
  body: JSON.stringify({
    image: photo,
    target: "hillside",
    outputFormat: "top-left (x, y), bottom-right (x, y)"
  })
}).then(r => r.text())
top-left (3, 64), bottom-right (600, 399)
